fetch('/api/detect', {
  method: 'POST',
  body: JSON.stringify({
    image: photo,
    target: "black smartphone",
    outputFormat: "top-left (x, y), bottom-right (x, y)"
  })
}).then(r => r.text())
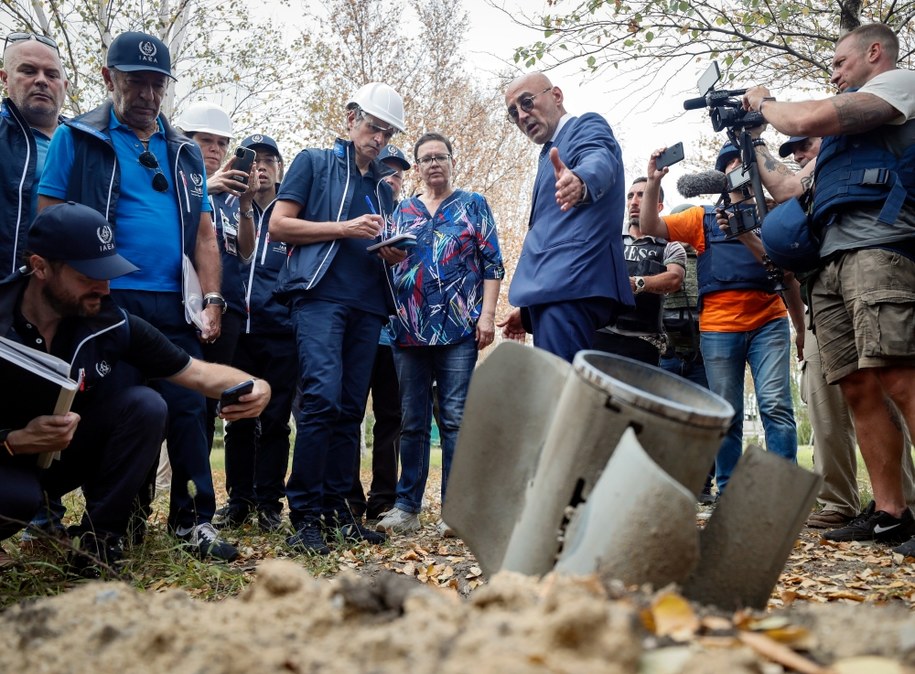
top-left (656, 142), bottom-right (685, 170)
top-left (218, 379), bottom-right (254, 411)
top-left (233, 146), bottom-right (256, 184)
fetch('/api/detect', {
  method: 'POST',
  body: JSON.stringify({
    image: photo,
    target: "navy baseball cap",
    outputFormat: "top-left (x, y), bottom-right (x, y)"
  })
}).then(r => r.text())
top-left (778, 136), bottom-right (809, 158)
top-left (378, 144), bottom-right (410, 170)
top-left (29, 202), bottom-right (139, 280)
top-left (240, 133), bottom-right (282, 162)
top-left (715, 142), bottom-right (741, 172)
top-left (106, 31), bottom-right (176, 81)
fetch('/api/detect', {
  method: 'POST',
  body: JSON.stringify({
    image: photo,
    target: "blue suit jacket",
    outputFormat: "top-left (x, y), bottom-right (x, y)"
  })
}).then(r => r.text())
top-left (509, 113), bottom-right (634, 311)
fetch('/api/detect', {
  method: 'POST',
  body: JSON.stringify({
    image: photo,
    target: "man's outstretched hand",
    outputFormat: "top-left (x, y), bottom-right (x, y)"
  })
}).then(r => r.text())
top-left (551, 148), bottom-right (585, 212)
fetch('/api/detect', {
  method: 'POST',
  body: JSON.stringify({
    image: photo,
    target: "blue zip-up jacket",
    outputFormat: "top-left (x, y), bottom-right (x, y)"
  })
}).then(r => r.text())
top-left (244, 195), bottom-right (292, 335)
top-left (60, 101), bottom-right (206, 269)
top-left (0, 98), bottom-right (65, 277)
top-left (273, 138), bottom-right (396, 305)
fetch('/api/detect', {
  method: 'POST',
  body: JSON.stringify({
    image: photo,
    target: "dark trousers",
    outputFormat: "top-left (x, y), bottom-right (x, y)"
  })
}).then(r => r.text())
top-left (0, 386), bottom-right (166, 542)
top-left (202, 309), bottom-right (245, 451)
top-left (111, 290), bottom-right (216, 529)
top-left (223, 331), bottom-right (297, 514)
top-left (285, 299), bottom-right (384, 523)
top-left (592, 331), bottom-right (661, 366)
top-left (348, 343), bottom-right (401, 517)
top-left (529, 297), bottom-right (617, 363)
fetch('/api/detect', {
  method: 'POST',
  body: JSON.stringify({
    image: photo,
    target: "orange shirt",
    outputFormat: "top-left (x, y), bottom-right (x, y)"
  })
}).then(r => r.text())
top-left (663, 206), bottom-right (786, 333)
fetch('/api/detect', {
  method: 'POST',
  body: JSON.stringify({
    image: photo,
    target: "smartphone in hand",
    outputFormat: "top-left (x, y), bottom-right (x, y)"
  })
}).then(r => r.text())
top-left (656, 142), bottom-right (685, 170)
top-left (232, 146), bottom-right (256, 184)
top-left (216, 379), bottom-right (254, 414)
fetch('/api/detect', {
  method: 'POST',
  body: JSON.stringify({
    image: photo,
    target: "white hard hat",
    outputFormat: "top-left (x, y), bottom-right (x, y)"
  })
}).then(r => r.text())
top-left (346, 82), bottom-right (405, 132)
top-left (175, 101), bottom-right (233, 138)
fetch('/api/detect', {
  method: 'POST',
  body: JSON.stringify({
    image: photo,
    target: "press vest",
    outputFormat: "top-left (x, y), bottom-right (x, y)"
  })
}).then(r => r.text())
top-left (696, 206), bottom-right (775, 309)
top-left (613, 235), bottom-right (667, 334)
top-left (812, 121), bottom-right (915, 229)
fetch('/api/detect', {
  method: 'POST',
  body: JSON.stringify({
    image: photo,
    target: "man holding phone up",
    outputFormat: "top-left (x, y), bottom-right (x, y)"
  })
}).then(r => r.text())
top-left (639, 143), bottom-right (799, 495)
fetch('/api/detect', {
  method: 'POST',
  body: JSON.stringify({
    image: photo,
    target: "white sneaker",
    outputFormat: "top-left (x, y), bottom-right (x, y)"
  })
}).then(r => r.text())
top-left (177, 522), bottom-right (239, 562)
top-left (436, 519), bottom-right (455, 538)
top-left (374, 506), bottom-right (421, 534)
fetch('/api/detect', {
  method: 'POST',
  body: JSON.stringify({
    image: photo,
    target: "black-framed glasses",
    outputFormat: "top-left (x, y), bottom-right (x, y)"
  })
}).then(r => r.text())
top-left (4, 32), bottom-right (59, 53)
top-left (507, 87), bottom-right (553, 122)
top-left (138, 150), bottom-right (169, 193)
top-left (416, 154), bottom-right (451, 166)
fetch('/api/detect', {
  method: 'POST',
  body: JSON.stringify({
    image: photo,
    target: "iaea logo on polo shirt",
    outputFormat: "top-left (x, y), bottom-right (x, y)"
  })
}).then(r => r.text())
top-left (138, 40), bottom-right (159, 64)
top-left (96, 225), bottom-right (115, 252)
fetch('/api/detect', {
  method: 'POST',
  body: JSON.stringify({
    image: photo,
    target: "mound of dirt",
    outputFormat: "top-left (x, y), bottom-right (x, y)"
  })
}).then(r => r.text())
top-left (2, 560), bottom-right (914, 673)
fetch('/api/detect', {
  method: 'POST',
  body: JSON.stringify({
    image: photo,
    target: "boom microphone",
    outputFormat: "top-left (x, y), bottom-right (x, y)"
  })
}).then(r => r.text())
top-left (677, 170), bottom-right (729, 198)
top-left (682, 96), bottom-right (709, 111)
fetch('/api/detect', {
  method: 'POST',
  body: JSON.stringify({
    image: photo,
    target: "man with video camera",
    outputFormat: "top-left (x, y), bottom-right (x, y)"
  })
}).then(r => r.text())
top-left (745, 23), bottom-right (915, 555)
top-left (639, 143), bottom-right (799, 496)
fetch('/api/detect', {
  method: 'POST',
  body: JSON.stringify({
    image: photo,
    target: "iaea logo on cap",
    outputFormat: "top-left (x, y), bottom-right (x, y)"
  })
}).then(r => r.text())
top-left (251, 134), bottom-right (263, 143)
top-left (386, 144), bottom-right (396, 152)
top-left (96, 225), bottom-right (115, 251)
top-left (138, 40), bottom-right (159, 63)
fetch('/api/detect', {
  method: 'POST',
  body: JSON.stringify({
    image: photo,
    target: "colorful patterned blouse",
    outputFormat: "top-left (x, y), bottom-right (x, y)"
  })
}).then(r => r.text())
top-left (388, 189), bottom-right (505, 346)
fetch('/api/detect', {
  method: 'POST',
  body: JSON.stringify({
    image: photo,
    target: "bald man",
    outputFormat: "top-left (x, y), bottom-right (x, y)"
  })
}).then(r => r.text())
top-left (1, 32), bottom-right (68, 275)
top-left (498, 72), bottom-right (633, 362)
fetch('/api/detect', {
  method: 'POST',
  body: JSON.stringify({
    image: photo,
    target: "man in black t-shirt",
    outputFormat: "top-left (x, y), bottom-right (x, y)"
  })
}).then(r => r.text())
top-left (0, 203), bottom-right (270, 573)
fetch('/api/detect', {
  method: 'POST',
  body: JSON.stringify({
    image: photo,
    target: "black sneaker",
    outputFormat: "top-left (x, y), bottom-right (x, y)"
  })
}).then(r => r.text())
top-left (213, 504), bottom-right (252, 529)
top-left (824, 501), bottom-right (915, 544)
top-left (177, 522), bottom-right (239, 561)
top-left (286, 518), bottom-right (330, 555)
top-left (257, 508), bottom-right (284, 533)
top-left (325, 509), bottom-right (387, 545)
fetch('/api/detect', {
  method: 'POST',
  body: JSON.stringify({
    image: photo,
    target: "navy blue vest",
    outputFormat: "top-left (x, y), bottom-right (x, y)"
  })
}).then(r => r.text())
top-left (812, 124), bottom-right (915, 228)
top-left (696, 206), bottom-right (775, 309)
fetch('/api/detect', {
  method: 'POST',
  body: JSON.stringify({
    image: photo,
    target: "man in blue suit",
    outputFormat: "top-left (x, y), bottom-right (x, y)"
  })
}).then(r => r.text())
top-left (498, 72), bottom-right (634, 362)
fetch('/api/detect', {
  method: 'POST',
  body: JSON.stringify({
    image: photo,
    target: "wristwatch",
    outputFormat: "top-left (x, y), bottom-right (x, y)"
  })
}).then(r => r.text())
top-left (202, 293), bottom-right (228, 314)
top-left (241, 208), bottom-right (255, 219)
top-left (634, 276), bottom-right (646, 294)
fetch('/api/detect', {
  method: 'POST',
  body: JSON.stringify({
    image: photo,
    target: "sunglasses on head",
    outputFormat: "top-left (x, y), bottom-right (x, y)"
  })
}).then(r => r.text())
top-left (507, 87), bottom-right (553, 122)
top-left (4, 32), bottom-right (59, 53)
top-left (138, 150), bottom-right (169, 193)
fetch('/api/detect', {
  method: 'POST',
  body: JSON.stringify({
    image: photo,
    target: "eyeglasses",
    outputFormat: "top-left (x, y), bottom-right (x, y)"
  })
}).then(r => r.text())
top-left (507, 87), bottom-right (553, 122)
top-left (138, 150), bottom-right (169, 193)
top-left (4, 32), bottom-right (59, 53)
top-left (356, 111), bottom-right (396, 142)
top-left (416, 154), bottom-right (451, 166)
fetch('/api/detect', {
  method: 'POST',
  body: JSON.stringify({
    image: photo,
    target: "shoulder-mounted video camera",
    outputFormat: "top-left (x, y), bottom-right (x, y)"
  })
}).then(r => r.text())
top-left (682, 62), bottom-right (783, 285)
top-left (683, 62), bottom-right (766, 133)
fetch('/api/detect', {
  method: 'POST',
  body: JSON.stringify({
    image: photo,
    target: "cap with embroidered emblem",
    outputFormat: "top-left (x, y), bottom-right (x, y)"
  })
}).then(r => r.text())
top-left (28, 202), bottom-right (139, 280)
top-left (106, 31), bottom-right (176, 81)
